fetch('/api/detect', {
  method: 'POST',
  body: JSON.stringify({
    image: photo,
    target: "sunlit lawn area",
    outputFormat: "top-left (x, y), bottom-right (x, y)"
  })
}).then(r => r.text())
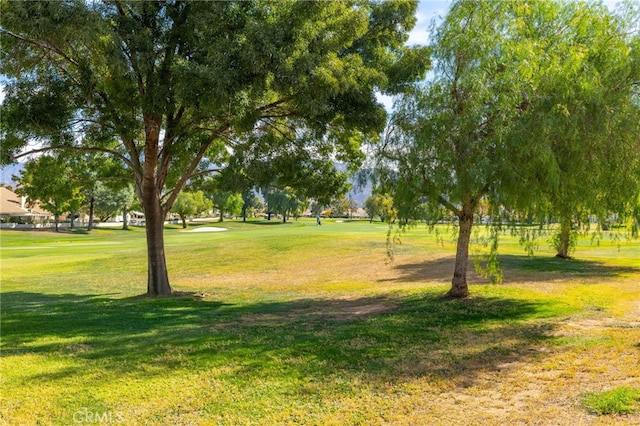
top-left (1, 219), bottom-right (639, 425)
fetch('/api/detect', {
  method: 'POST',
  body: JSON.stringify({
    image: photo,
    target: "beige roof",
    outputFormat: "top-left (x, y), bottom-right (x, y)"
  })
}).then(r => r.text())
top-left (0, 187), bottom-right (50, 216)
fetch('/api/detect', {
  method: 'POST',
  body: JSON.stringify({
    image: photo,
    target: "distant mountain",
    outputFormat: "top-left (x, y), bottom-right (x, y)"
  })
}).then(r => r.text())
top-left (347, 175), bottom-right (372, 207)
top-left (334, 162), bottom-right (373, 207)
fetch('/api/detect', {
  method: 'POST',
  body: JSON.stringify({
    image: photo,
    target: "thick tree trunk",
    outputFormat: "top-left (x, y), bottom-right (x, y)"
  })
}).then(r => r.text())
top-left (140, 162), bottom-right (172, 296)
top-left (446, 210), bottom-right (474, 299)
top-left (143, 199), bottom-right (172, 296)
top-left (556, 218), bottom-right (572, 259)
top-left (140, 109), bottom-right (176, 296)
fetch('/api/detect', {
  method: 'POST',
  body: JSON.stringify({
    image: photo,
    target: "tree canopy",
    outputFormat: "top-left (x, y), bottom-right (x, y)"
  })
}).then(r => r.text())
top-left (263, 186), bottom-right (306, 223)
top-left (170, 190), bottom-right (211, 228)
top-left (378, 0), bottom-right (640, 298)
top-left (1, 0), bottom-right (429, 295)
top-left (505, 0), bottom-right (640, 258)
top-left (15, 154), bottom-right (84, 232)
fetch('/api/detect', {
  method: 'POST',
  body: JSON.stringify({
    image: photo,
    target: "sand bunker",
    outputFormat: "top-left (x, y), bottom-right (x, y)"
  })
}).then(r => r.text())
top-left (184, 226), bottom-right (228, 233)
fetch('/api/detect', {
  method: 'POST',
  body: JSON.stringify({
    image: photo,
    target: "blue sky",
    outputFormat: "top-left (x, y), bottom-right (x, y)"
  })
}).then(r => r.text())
top-left (377, 0), bottom-right (453, 110)
top-left (408, 0), bottom-right (452, 46)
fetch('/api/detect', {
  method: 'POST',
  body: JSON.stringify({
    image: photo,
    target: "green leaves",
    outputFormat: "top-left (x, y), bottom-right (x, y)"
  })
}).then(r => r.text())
top-left (170, 190), bottom-right (212, 227)
top-left (383, 0), bottom-right (640, 225)
top-left (2, 0), bottom-right (427, 195)
top-left (2, 0), bottom-right (428, 293)
top-left (513, 1), bottom-right (640, 239)
top-left (376, 0), bottom-right (640, 295)
top-left (15, 155), bottom-right (84, 219)
top-left (0, 75), bottom-right (76, 160)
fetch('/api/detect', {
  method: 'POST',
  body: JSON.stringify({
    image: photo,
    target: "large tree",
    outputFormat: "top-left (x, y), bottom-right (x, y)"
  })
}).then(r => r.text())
top-left (507, 1), bottom-right (640, 259)
top-left (263, 186), bottom-right (306, 223)
top-left (15, 155), bottom-right (84, 232)
top-left (170, 190), bottom-right (211, 228)
top-left (364, 191), bottom-right (396, 223)
top-left (1, 0), bottom-right (429, 295)
top-left (92, 182), bottom-right (136, 225)
top-left (68, 152), bottom-right (129, 231)
top-left (378, 0), bottom-right (640, 298)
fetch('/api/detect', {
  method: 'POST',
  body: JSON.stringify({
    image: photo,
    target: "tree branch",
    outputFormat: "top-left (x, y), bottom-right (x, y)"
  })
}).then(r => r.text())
top-left (158, 105), bottom-right (186, 174)
top-left (95, 90), bottom-right (143, 177)
top-left (417, 167), bottom-right (461, 216)
top-left (188, 167), bottom-right (223, 179)
top-left (0, 29), bottom-right (79, 68)
top-left (12, 145), bottom-right (136, 171)
top-left (161, 122), bottom-right (231, 213)
top-left (257, 98), bottom-right (290, 113)
top-left (438, 194), bottom-right (460, 216)
top-left (261, 118), bottom-right (296, 142)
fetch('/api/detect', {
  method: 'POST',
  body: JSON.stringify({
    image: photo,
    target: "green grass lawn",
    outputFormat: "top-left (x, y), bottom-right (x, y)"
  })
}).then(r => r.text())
top-left (1, 219), bottom-right (639, 425)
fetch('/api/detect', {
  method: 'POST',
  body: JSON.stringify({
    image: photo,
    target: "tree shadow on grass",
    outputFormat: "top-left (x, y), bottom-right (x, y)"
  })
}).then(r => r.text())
top-left (238, 220), bottom-right (294, 226)
top-left (498, 255), bottom-right (639, 280)
top-left (2, 290), bottom-right (556, 390)
top-left (384, 254), bottom-right (639, 284)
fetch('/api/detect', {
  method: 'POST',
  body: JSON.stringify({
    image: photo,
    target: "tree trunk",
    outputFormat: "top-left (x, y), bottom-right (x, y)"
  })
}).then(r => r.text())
top-left (88, 196), bottom-right (95, 231)
top-left (556, 218), bottom-right (572, 259)
top-left (55, 214), bottom-right (59, 232)
top-left (447, 209), bottom-right (474, 298)
top-left (143, 201), bottom-right (172, 296)
top-left (138, 114), bottom-right (174, 296)
top-left (219, 210), bottom-right (224, 222)
top-left (122, 206), bottom-right (129, 230)
top-left (181, 215), bottom-right (187, 229)
top-left (141, 178), bottom-right (172, 296)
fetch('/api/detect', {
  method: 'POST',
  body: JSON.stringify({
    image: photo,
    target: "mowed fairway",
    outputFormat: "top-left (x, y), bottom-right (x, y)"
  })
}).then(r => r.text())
top-left (1, 219), bottom-right (639, 425)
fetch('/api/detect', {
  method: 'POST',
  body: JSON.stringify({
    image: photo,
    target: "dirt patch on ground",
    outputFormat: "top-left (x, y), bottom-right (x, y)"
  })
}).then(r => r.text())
top-left (418, 299), bottom-right (640, 425)
top-left (217, 297), bottom-right (399, 327)
top-left (558, 317), bottom-right (640, 333)
top-left (303, 297), bottom-right (397, 318)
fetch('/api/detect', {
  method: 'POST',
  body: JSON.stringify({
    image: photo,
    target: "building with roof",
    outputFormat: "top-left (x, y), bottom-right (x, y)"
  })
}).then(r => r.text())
top-left (0, 187), bottom-right (51, 228)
